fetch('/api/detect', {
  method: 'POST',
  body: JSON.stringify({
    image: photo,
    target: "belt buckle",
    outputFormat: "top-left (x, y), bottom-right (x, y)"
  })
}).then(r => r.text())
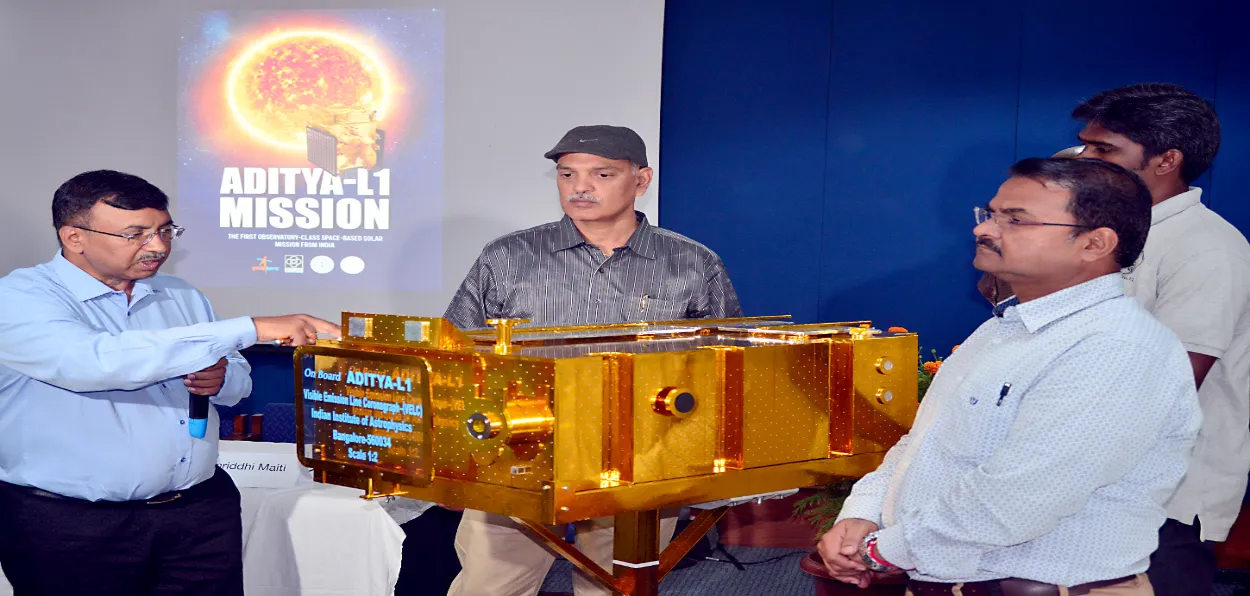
top-left (145, 492), bottom-right (182, 505)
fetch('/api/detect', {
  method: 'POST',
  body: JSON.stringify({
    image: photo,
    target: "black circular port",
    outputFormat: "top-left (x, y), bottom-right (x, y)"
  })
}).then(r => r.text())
top-left (466, 413), bottom-right (492, 440)
top-left (673, 392), bottom-right (695, 414)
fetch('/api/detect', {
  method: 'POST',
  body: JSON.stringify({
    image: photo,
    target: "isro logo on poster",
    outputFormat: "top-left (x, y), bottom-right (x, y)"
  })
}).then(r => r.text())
top-left (284, 255), bottom-right (305, 273)
top-left (252, 256), bottom-right (279, 272)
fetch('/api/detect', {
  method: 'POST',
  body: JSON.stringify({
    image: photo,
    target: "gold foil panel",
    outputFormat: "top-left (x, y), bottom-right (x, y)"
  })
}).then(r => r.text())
top-left (631, 349), bottom-right (720, 483)
top-left (293, 314), bottom-right (919, 524)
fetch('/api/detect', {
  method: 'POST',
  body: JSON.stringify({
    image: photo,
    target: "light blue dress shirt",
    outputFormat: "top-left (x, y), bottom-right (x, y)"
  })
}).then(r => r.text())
top-left (837, 274), bottom-right (1201, 585)
top-left (0, 253), bottom-right (258, 501)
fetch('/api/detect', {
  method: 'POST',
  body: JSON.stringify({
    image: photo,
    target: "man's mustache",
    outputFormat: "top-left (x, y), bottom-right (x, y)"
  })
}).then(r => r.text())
top-left (136, 251), bottom-right (167, 262)
top-left (976, 237), bottom-right (1002, 255)
top-left (565, 192), bottom-right (601, 204)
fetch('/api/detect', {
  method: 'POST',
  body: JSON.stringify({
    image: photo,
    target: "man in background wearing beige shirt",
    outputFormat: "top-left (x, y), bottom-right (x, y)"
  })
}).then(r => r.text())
top-left (1063, 83), bottom-right (1248, 595)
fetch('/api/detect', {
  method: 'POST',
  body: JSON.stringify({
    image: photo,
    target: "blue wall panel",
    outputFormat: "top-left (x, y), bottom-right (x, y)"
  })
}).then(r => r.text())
top-left (1210, 0), bottom-right (1250, 226)
top-left (818, 0), bottom-right (1022, 352)
top-left (659, 0), bottom-right (834, 323)
top-left (241, 350), bottom-right (296, 411)
top-left (1014, 0), bottom-right (1218, 190)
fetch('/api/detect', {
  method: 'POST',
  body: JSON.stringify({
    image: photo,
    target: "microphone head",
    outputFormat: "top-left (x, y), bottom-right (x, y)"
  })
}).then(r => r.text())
top-left (188, 417), bottom-right (208, 439)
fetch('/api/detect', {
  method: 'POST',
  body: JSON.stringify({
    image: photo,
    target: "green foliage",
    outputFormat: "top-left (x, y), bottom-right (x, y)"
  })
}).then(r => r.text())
top-left (791, 480), bottom-right (856, 536)
top-left (918, 347), bottom-right (942, 402)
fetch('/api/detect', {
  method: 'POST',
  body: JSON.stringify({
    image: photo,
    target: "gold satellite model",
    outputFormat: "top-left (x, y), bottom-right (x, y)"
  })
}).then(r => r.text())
top-left (304, 108), bottom-right (384, 176)
top-left (293, 313), bottom-right (918, 595)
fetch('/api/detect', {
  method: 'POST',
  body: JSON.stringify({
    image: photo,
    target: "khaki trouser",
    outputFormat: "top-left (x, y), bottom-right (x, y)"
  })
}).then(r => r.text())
top-left (447, 508), bottom-right (679, 596)
top-left (904, 574), bottom-right (1153, 596)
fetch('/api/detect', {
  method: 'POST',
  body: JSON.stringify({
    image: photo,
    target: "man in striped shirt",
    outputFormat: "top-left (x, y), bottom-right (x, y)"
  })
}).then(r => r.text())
top-left (443, 125), bottom-right (743, 596)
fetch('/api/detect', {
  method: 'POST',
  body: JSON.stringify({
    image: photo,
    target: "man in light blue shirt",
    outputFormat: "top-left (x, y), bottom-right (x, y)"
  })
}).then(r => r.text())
top-left (0, 170), bottom-right (338, 596)
top-left (817, 158), bottom-right (1201, 595)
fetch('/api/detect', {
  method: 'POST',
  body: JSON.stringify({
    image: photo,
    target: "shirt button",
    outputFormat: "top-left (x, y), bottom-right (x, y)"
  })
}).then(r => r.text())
top-left (181, 458), bottom-right (187, 463)
top-left (969, 397), bottom-right (979, 405)
top-left (180, 420), bottom-right (186, 425)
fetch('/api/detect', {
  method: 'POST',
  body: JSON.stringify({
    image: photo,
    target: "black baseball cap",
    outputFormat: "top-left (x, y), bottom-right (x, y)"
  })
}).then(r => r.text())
top-left (543, 125), bottom-right (649, 168)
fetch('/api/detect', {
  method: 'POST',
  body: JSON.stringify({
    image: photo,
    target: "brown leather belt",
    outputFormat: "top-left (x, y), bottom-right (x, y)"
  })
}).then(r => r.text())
top-left (909, 575), bottom-right (1137, 596)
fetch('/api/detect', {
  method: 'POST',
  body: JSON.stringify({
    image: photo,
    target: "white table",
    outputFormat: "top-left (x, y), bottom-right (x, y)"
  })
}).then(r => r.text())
top-left (241, 481), bottom-right (405, 595)
top-left (227, 441), bottom-right (406, 596)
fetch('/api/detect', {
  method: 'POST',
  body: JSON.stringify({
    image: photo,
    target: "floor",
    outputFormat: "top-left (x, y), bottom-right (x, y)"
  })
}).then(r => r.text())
top-left (538, 547), bottom-right (1250, 595)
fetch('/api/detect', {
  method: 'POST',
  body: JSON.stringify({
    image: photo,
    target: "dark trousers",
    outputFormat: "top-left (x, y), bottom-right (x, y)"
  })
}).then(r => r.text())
top-left (0, 467), bottom-right (243, 596)
top-left (1147, 517), bottom-right (1216, 596)
top-left (393, 506), bottom-right (463, 596)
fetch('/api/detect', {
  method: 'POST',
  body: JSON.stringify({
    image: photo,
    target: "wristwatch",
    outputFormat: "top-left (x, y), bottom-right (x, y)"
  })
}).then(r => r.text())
top-left (859, 531), bottom-right (898, 573)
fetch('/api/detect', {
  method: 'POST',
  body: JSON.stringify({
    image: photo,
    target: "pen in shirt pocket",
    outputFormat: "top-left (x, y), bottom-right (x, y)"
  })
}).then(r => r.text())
top-left (996, 383), bottom-right (1012, 406)
top-left (640, 294), bottom-right (649, 313)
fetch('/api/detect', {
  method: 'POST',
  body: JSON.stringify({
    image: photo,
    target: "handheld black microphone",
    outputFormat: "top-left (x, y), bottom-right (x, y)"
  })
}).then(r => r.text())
top-left (189, 393), bottom-right (210, 439)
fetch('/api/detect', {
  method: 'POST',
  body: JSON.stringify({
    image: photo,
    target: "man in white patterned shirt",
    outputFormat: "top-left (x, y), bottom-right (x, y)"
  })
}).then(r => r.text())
top-left (817, 157), bottom-right (1201, 595)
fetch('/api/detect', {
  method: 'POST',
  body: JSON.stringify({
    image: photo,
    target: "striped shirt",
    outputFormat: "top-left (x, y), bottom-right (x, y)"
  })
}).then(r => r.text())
top-left (443, 212), bottom-right (743, 329)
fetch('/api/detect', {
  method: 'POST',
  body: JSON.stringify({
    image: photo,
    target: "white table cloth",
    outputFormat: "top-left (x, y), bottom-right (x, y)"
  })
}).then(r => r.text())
top-left (241, 482), bottom-right (405, 596)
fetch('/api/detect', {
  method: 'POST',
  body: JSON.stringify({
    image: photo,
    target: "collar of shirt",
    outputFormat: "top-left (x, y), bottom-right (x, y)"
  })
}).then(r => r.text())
top-left (1004, 273), bottom-right (1124, 334)
top-left (550, 211), bottom-right (656, 259)
top-left (991, 296), bottom-right (1019, 318)
top-left (1151, 187), bottom-right (1203, 225)
top-left (48, 250), bottom-right (158, 306)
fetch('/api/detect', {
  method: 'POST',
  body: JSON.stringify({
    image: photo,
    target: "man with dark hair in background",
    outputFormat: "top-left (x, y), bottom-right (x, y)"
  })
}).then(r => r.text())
top-left (0, 169), bottom-right (339, 595)
top-left (818, 158), bottom-right (1200, 595)
top-left (984, 84), bottom-right (1250, 595)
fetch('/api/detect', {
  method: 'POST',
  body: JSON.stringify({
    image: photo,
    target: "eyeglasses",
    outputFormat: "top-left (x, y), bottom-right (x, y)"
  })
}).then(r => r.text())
top-left (973, 207), bottom-right (1093, 230)
top-left (74, 224), bottom-right (185, 246)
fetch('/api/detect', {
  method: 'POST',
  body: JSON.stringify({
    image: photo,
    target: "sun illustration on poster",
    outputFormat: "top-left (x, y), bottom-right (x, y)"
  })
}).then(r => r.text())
top-left (225, 29), bottom-right (393, 152)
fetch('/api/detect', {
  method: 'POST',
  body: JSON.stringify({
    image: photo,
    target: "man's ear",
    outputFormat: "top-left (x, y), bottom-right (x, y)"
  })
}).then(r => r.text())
top-left (634, 167), bottom-right (654, 197)
top-left (59, 226), bottom-right (85, 254)
top-left (1150, 148), bottom-right (1184, 180)
top-left (1079, 227), bottom-right (1120, 265)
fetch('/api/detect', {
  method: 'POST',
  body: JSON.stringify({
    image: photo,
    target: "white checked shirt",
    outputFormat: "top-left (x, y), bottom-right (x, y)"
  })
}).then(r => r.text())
top-left (837, 274), bottom-right (1201, 585)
